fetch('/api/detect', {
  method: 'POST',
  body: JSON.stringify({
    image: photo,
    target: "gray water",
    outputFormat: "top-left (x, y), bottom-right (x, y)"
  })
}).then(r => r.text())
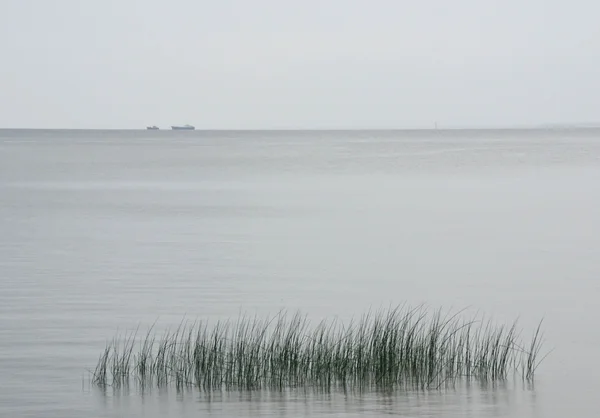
top-left (1, 128), bottom-right (599, 417)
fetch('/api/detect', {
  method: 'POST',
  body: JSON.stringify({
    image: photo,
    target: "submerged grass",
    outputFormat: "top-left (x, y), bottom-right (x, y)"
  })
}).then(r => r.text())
top-left (91, 306), bottom-right (545, 392)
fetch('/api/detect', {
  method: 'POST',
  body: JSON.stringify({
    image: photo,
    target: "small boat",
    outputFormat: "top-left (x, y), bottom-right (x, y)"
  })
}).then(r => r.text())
top-left (146, 126), bottom-right (159, 130)
top-left (171, 124), bottom-right (195, 130)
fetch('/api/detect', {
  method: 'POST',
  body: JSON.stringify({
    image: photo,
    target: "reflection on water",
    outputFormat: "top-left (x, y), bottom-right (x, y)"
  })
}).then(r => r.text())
top-left (91, 380), bottom-right (538, 418)
top-left (1, 129), bottom-right (600, 417)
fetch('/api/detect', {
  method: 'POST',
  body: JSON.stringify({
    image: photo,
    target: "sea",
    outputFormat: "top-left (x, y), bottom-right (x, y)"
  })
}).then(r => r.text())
top-left (1, 128), bottom-right (599, 417)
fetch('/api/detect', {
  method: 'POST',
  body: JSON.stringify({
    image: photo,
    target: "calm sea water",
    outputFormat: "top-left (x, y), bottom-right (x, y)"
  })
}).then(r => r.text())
top-left (1, 128), bottom-right (599, 417)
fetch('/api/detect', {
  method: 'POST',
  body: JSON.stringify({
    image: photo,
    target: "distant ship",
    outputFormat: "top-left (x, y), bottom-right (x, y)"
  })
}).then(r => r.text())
top-left (171, 124), bottom-right (195, 130)
top-left (146, 125), bottom-right (159, 130)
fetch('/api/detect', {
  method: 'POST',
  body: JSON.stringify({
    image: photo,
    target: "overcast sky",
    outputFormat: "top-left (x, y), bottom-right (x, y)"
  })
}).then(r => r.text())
top-left (1, 0), bottom-right (599, 129)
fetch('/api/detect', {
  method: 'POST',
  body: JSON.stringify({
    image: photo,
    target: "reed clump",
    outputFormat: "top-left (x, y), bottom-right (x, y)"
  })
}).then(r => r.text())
top-left (91, 306), bottom-right (545, 391)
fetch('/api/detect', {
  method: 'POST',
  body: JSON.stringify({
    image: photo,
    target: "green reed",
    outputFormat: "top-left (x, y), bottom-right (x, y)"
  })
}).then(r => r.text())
top-left (91, 306), bottom-right (545, 391)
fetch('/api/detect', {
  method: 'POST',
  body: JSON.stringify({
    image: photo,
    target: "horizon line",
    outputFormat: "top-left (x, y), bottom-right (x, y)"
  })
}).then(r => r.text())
top-left (2, 123), bottom-right (600, 131)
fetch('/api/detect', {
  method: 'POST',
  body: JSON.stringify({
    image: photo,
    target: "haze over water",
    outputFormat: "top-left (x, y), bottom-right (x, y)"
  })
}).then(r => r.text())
top-left (1, 128), bottom-right (599, 417)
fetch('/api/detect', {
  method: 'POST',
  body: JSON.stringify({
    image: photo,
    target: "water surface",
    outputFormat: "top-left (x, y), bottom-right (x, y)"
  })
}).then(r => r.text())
top-left (1, 128), bottom-right (599, 417)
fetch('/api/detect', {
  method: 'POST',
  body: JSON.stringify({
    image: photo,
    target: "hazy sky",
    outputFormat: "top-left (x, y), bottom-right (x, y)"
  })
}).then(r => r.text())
top-left (1, 0), bottom-right (599, 129)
